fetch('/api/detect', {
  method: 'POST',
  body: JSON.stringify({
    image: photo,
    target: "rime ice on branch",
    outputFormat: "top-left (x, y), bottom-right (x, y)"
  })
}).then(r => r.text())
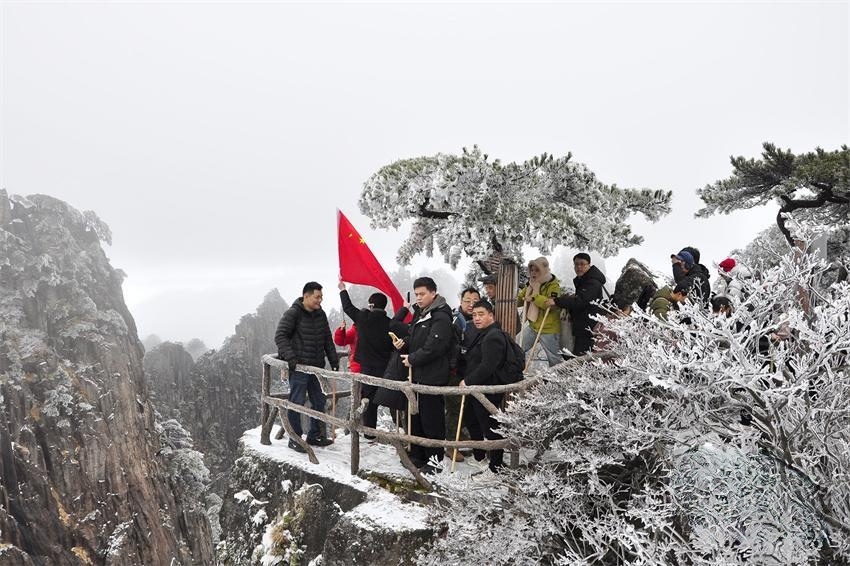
top-left (359, 146), bottom-right (672, 267)
top-left (425, 248), bottom-right (850, 565)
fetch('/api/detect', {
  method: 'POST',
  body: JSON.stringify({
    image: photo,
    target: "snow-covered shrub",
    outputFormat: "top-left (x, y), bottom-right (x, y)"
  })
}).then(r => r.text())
top-left (424, 248), bottom-right (849, 565)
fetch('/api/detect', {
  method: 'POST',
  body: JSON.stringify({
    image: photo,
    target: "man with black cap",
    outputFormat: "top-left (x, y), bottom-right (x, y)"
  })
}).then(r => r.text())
top-left (671, 249), bottom-right (711, 307)
top-left (338, 281), bottom-right (396, 435)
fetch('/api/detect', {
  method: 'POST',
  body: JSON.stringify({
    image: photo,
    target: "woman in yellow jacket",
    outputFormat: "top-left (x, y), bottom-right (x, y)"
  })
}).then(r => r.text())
top-left (516, 256), bottom-right (562, 366)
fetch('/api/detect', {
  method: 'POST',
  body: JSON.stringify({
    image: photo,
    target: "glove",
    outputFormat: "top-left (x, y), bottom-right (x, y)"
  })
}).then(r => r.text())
top-left (287, 359), bottom-right (297, 372)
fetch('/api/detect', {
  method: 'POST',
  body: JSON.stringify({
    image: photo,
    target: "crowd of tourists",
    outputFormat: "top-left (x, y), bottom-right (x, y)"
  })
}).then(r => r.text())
top-left (273, 246), bottom-right (755, 478)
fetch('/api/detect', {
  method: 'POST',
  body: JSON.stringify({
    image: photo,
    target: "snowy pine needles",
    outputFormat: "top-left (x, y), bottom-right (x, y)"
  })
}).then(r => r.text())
top-left (359, 146), bottom-right (672, 267)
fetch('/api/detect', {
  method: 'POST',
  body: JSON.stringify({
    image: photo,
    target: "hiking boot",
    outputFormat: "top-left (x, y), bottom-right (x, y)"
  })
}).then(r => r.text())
top-left (307, 436), bottom-right (333, 447)
top-left (446, 448), bottom-right (465, 462)
top-left (288, 439), bottom-right (307, 454)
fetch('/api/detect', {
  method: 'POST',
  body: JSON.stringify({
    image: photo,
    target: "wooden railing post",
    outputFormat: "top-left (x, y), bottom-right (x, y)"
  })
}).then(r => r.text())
top-left (350, 379), bottom-right (361, 476)
top-left (259, 362), bottom-right (272, 445)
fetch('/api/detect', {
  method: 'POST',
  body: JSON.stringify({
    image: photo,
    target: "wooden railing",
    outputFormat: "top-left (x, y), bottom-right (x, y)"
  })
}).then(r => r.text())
top-left (259, 352), bottom-right (541, 489)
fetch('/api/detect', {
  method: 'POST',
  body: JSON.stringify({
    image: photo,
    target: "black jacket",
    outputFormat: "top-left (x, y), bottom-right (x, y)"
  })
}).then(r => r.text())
top-left (682, 263), bottom-right (712, 307)
top-left (274, 298), bottom-right (339, 368)
top-left (455, 310), bottom-right (478, 377)
top-left (405, 295), bottom-right (453, 386)
top-left (339, 290), bottom-right (395, 368)
top-left (553, 265), bottom-right (607, 334)
top-left (462, 324), bottom-right (507, 386)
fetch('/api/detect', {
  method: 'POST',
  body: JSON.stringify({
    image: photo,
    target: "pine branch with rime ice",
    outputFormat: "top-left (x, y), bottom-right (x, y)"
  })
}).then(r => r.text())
top-left (359, 146), bottom-right (672, 268)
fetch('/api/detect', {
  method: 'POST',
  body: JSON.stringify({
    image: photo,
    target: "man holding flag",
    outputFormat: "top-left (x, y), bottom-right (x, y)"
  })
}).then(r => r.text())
top-left (337, 210), bottom-right (411, 438)
top-left (337, 281), bottom-right (396, 436)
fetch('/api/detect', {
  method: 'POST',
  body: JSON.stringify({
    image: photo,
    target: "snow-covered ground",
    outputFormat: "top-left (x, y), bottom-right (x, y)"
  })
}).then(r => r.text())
top-left (241, 424), bottom-right (489, 532)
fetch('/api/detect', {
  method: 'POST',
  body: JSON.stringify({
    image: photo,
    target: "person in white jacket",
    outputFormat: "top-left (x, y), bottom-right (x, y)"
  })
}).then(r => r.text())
top-left (713, 257), bottom-right (752, 303)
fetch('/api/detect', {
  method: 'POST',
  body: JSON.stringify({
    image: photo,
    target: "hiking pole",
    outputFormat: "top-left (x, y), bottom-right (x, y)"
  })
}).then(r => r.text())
top-left (525, 307), bottom-right (551, 372)
top-left (451, 394), bottom-right (466, 473)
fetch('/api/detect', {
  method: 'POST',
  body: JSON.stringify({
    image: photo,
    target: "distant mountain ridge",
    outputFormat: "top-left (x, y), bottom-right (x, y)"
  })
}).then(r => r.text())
top-left (143, 288), bottom-right (288, 491)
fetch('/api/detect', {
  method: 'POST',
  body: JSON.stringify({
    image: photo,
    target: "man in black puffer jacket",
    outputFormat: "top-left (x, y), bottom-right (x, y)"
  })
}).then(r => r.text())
top-left (275, 282), bottom-right (339, 452)
top-left (338, 281), bottom-right (402, 436)
top-left (547, 253), bottom-right (606, 356)
top-left (460, 299), bottom-right (508, 473)
top-left (399, 276), bottom-right (454, 472)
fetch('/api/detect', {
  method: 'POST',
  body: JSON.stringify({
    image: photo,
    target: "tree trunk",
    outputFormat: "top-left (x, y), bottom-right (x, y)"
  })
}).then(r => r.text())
top-left (496, 259), bottom-right (519, 337)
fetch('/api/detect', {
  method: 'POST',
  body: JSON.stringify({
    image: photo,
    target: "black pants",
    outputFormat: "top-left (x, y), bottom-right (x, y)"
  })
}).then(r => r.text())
top-left (573, 329), bottom-right (593, 356)
top-left (464, 393), bottom-right (504, 470)
top-left (359, 362), bottom-right (387, 432)
top-left (410, 391), bottom-right (445, 465)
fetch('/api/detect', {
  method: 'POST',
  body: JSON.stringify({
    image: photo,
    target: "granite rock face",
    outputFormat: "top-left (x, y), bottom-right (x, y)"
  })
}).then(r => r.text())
top-left (143, 341), bottom-right (196, 422)
top-left (143, 289), bottom-right (288, 491)
top-left (0, 191), bottom-right (214, 565)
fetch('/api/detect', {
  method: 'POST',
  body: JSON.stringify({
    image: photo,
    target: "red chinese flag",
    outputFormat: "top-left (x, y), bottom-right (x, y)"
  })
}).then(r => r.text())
top-left (337, 210), bottom-right (405, 313)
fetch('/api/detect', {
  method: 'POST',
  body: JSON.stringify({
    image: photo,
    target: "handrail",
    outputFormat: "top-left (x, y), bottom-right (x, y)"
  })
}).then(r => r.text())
top-left (259, 351), bottom-right (612, 489)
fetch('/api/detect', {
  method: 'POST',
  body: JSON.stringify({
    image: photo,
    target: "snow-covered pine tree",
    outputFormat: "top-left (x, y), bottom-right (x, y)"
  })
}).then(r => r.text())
top-left (697, 143), bottom-right (850, 247)
top-left (729, 222), bottom-right (849, 287)
top-left (359, 146), bottom-right (672, 268)
top-left (423, 247), bottom-right (850, 565)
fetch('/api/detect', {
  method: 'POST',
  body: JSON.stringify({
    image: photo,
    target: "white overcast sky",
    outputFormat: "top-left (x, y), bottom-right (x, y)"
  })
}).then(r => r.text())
top-left (1, 2), bottom-right (847, 347)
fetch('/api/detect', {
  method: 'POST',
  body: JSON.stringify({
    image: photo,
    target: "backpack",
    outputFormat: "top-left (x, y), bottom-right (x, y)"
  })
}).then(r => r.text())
top-left (495, 331), bottom-right (525, 385)
top-left (614, 259), bottom-right (658, 310)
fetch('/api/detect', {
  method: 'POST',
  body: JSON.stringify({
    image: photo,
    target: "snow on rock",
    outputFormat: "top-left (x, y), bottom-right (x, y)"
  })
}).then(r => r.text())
top-left (252, 508), bottom-right (269, 526)
top-left (235, 489), bottom-right (257, 503)
top-left (218, 426), bottom-right (435, 566)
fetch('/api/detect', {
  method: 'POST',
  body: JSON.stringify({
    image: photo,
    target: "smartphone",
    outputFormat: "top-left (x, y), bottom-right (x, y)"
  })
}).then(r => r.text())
top-left (388, 331), bottom-right (400, 342)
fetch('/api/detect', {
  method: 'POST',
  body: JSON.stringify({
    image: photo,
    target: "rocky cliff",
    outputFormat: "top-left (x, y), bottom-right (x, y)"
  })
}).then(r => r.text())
top-left (217, 427), bottom-right (434, 565)
top-left (0, 191), bottom-right (214, 565)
